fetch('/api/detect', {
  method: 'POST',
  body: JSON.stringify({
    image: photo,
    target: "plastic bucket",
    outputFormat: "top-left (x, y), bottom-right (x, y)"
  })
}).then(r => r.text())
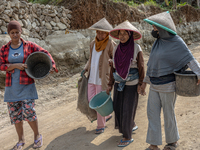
top-left (89, 91), bottom-right (113, 117)
top-left (174, 71), bottom-right (200, 97)
top-left (25, 52), bottom-right (52, 79)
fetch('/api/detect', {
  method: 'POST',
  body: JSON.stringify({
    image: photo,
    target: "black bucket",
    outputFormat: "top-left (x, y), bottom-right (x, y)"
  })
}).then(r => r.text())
top-left (174, 71), bottom-right (200, 97)
top-left (25, 52), bottom-right (52, 79)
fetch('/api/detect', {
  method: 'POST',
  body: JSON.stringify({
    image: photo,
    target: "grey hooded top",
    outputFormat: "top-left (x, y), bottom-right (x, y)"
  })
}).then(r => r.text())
top-left (146, 27), bottom-right (194, 77)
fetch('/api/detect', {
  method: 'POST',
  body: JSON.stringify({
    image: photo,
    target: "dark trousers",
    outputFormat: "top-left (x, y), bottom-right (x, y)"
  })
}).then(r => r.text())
top-left (113, 83), bottom-right (138, 139)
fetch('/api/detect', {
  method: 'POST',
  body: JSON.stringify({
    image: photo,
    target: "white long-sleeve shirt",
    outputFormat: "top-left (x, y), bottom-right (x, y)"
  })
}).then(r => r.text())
top-left (88, 44), bottom-right (102, 85)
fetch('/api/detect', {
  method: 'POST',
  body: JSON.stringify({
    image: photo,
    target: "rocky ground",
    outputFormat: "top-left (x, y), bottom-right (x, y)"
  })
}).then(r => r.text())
top-left (0, 42), bottom-right (200, 150)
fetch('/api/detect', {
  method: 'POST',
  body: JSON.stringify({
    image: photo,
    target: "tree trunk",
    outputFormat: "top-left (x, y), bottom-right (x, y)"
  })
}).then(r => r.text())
top-left (197, 0), bottom-right (200, 7)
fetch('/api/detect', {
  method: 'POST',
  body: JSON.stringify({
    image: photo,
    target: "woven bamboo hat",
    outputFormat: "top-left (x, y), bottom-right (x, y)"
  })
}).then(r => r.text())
top-left (109, 20), bottom-right (142, 40)
top-left (88, 18), bottom-right (113, 32)
top-left (144, 11), bottom-right (177, 35)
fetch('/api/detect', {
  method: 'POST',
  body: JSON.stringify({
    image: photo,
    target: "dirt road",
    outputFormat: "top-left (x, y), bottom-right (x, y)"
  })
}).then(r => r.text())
top-left (1, 43), bottom-right (200, 150)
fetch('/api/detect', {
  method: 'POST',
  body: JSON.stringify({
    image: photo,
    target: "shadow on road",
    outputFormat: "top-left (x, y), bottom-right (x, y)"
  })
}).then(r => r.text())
top-left (44, 127), bottom-right (123, 150)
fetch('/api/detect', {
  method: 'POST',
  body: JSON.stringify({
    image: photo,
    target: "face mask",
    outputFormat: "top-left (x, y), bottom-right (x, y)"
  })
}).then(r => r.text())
top-left (151, 30), bottom-right (159, 38)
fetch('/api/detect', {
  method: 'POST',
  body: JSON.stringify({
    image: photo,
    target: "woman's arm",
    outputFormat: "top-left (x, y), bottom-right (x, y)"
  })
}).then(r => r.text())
top-left (106, 59), bottom-right (115, 95)
top-left (6, 63), bottom-right (27, 71)
top-left (136, 51), bottom-right (145, 86)
top-left (136, 51), bottom-right (145, 95)
top-left (109, 40), bottom-right (116, 59)
top-left (0, 46), bottom-right (26, 72)
top-left (83, 41), bottom-right (95, 72)
top-left (187, 59), bottom-right (200, 85)
top-left (84, 60), bottom-right (89, 71)
top-left (0, 46), bottom-right (9, 71)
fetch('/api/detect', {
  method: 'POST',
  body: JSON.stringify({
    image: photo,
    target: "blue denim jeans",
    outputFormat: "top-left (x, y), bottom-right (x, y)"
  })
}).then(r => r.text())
top-left (113, 68), bottom-right (139, 91)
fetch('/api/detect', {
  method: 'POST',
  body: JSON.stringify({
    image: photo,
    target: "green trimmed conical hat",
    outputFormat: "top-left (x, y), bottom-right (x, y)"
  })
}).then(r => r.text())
top-left (144, 11), bottom-right (177, 35)
top-left (88, 18), bottom-right (113, 32)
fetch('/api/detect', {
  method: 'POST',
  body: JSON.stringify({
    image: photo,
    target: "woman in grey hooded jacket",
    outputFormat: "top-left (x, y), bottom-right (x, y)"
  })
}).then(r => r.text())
top-left (142, 11), bottom-right (200, 150)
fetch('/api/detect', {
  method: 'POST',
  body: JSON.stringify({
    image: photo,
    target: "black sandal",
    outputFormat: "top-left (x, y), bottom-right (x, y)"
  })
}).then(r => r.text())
top-left (163, 142), bottom-right (178, 150)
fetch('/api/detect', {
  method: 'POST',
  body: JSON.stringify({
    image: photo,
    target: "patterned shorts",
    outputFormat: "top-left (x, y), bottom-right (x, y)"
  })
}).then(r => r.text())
top-left (7, 99), bottom-right (37, 125)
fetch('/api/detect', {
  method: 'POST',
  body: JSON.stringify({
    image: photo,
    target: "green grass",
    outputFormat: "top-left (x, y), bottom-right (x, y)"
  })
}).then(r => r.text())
top-left (28, 0), bottom-right (49, 4)
top-left (127, 0), bottom-right (139, 7)
top-left (144, 0), bottom-right (158, 6)
top-left (112, 0), bottom-right (192, 11)
top-left (112, 0), bottom-right (127, 2)
top-left (112, 0), bottom-right (160, 9)
top-left (177, 2), bottom-right (188, 8)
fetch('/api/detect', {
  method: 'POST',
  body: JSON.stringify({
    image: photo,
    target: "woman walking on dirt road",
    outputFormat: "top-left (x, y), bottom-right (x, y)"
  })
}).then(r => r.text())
top-left (0, 20), bottom-right (57, 150)
top-left (107, 20), bottom-right (145, 147)
top-left (82, 18), bottom-right (116, 134)
top-left (142, 11), bottom-right (200, 150)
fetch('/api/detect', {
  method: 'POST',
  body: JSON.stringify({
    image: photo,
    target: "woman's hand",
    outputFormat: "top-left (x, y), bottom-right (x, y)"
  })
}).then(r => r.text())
top-left (108, 59), bottom-right (113, 67)
top-left (139, 82), bottom-right (146, 96)
top-left (81, 68), bottom-right (88, 77)
top-left (137, 84), bottom-right (141, 94)
top-left (106, 85), bottom-right (112, 95)
top-left (197, 79), bottom-right (200, 85)
top-left (49, 68), bottom-right (55, 74)
top-left (6, 63), bottom-right (27, 71)
top-left (15, 63), bottom-right (27, 70)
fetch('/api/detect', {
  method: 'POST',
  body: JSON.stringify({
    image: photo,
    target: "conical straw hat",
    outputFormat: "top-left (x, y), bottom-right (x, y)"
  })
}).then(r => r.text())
top-left (109, 20), bottom-right (142, 40)
top-left (88, 18), bottom-right (113, 32)
top-left (144, 11), bottom-right (177, 35)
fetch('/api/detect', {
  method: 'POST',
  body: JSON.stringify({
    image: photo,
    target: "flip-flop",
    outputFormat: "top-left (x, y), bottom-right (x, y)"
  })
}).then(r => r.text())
top-left (132, 125), bottom-right (138, 132)
top-left (13, 142), bottom-right (25, 150)
top-left (95, 128), bottom-right (104, 134)
top-left (117, 138), bottom-right (134, 147)
top-left (33, 134), bottom-right (43, 149)
top-left (106, 115), bottom-right (112, 122)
